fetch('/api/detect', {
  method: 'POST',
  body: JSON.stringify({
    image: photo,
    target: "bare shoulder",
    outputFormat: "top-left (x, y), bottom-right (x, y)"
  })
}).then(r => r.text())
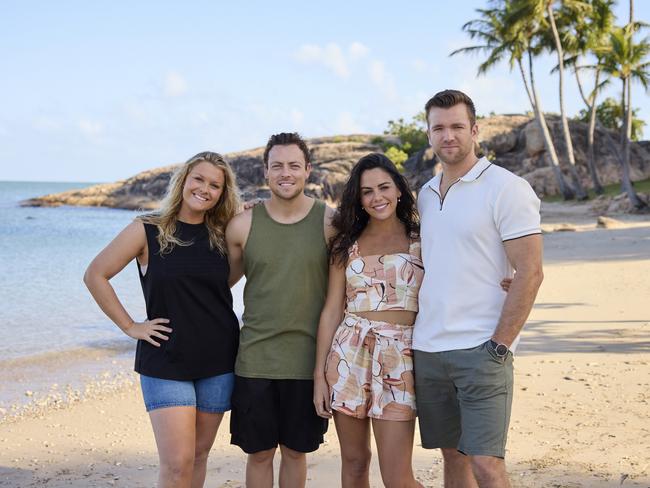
top-left (122, 218), bottom-right (147, 242)
top-left (226, 208), bottom-right (253, 245)
top-left (323, 203), bottom-right (337, 240)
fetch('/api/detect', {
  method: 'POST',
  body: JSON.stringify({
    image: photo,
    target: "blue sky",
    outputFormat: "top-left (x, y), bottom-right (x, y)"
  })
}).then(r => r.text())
top-left (1, 1), bottom-right (648, 182)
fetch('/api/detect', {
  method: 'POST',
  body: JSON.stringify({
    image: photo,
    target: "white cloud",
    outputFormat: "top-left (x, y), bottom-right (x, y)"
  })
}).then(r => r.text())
top-left (348, 42), bottom-right (369, 61)
top-left (294, 41), bottom-right (370, 79)
top-left (78, 119), bottom-right (104, 138)
top-left (164, 71), bottom-right (188, 97)
top-left (296, 43), bottom-right (349, 77)
top-left (295, 44), bottom-right (322, 62)
top-left (336, 111), bottom-right (362, 133)
top-left (411, 58), bottom-right (428, 72)
top-left (369, 60), bottom-right (397, 99)
top-left (457, 74), bottom-right (525, 115)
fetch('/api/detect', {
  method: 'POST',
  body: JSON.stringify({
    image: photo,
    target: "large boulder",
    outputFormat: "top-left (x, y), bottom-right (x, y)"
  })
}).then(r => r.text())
top-left (523, 121), bottom-right (546, 157)
top-left (522, 167), bottom-right (560, 197)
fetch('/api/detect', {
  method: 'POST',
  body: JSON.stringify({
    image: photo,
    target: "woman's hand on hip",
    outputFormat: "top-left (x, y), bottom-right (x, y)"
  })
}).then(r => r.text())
top-left (125, 318), bottom-right (172, 347)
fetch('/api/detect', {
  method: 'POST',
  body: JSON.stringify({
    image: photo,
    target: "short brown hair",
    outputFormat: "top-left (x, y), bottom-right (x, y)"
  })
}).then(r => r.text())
top-left (263, 132), bottom-right (311, 167)
top-left (424, 89), bottom-right (477, 127)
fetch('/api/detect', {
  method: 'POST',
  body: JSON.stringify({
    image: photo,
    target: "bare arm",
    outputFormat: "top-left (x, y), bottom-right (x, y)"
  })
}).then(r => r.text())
top-left (226, 210), bottom-right (252, 287)
top-left (323, 204), bottom-right (336, 242)
top-left (313, 260), bottom-right (346, 418)
top-left (83, 220), bottom-right (171, 346)
top-left (492, 234), bottom-right (544, 346)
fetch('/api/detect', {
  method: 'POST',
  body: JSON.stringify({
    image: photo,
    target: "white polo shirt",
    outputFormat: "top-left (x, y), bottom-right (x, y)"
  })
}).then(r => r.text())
top-left (413, 157), bottom-right (541, 353)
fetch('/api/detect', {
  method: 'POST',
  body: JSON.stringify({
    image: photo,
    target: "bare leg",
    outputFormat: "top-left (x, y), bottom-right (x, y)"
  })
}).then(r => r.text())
top-left (190, 411), bottom-right (224, 488)
top-left (470, 455), bottom-right (511, 488)
top-left (372, 418), bottom-right (423, 488)
top-left (246, 447), bottom-right (276, 488)
top-left (333, 412), bottom-right (372, 488)
top-left (149, 406), bottom-right (197, 488)
top-left (278, 444), bottom-right (307, 488)
top-left (441, 448), bottom-right (478, 488)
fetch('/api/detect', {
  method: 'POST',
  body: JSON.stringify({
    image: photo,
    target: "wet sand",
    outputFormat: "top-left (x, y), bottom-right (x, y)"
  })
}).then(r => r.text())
top-left (1, 211), bottom-right (648, 487)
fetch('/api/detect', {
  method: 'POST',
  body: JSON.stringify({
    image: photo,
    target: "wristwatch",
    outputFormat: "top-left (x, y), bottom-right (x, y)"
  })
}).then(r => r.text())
top-left (489, 339), bottom-right (509, 358)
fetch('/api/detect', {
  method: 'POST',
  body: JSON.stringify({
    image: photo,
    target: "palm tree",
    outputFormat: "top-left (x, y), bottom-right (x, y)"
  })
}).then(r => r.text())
top-left (510, 0), bottom-right (590, 200)
top-left (562, 0), bottom-right (616, 194)
top-left (600, 13), bottom-right (650, 210)
top-left (450, 2), bottom-right (575, 199)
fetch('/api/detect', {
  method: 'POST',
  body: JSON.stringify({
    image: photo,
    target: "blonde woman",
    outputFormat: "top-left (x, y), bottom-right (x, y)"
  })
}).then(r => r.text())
top-left (84, 152), bottom-right (241, 488)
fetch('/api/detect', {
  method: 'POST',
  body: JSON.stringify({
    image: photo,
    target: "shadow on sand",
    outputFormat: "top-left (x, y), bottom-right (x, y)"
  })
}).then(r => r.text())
top-left (518, 318), bottom-right (649, 355)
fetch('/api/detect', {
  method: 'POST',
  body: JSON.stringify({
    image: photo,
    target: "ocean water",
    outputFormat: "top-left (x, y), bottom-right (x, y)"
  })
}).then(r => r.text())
top-left (0, 181), bottom-right (244, 414)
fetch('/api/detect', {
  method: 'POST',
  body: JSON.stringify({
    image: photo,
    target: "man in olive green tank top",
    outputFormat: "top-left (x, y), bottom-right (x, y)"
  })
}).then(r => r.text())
top-left (226, 132), bottom-right (336, 488)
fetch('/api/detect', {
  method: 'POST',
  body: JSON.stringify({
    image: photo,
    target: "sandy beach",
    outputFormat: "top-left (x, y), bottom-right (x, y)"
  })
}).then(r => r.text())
top-left (1, 204), bottom-right (649, 487)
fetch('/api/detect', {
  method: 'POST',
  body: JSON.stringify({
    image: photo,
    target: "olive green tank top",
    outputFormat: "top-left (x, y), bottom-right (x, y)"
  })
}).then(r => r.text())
top-left (235, 199), bottom-right (329, 379)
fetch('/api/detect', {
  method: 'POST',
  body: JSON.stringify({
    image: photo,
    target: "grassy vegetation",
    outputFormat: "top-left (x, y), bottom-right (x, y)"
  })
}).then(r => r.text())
top-left (543, 177), bottom-right (650, 202)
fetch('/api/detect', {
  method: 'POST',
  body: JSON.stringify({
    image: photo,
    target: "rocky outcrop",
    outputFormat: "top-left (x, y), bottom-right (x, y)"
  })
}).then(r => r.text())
top-left (22, 136), bottom-right (382, 210)
top-left (22, 116), bottom-right (650, 209)
top-left (404, 114), bottom-right (650, 197)
top-left (591, 192), bottom-right (650, 215)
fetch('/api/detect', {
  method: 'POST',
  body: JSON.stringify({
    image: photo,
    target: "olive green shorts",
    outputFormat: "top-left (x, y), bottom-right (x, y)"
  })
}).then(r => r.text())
top-left (414, 341), bottom-right (514, 458)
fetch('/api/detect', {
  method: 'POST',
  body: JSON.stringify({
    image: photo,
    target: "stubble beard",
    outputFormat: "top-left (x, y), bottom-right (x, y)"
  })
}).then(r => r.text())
top-left (269, 182), bottom-right (304, 202)
top-left (436, 143), bottom-right (474, 167)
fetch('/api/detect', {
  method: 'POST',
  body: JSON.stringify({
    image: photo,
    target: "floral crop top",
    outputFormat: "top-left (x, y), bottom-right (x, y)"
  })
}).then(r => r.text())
top-left (345, 238), bottom-right (425, 313)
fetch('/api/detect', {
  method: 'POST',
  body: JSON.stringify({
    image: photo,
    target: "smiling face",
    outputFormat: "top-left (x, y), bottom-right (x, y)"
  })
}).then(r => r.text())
top-left (427, 103), bottom-right (478, 167)
top-left (359, 167), bottom-right (402, 222)
top-left (180, 161), bottom-right (225, 216)
top-left (264, 144), bottom-right (311, 201)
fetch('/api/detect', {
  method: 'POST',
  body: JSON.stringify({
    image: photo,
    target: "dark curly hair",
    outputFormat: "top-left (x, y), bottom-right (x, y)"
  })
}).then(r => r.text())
top-left (330, 153), bottom-right (419, 266)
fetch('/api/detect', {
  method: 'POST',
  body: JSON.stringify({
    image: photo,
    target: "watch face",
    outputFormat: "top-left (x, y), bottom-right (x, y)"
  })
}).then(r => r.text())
top-left (495, 344), bottom-right (508, 357)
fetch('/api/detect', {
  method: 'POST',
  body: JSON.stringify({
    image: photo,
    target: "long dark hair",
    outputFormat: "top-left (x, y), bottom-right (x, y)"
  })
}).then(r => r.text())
top-left (330, 153), bottom-right (419, 266)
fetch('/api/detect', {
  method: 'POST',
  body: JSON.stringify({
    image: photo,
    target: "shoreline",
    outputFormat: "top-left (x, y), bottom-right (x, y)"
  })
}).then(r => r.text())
top-left (0, 341), bottom-right (134, 422)
top-left (1, 217), bottom-right (648, 487)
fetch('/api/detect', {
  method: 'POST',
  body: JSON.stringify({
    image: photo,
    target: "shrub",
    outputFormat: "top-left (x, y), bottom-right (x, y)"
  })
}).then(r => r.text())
top-left (385, 146), bottom-right (408, 172)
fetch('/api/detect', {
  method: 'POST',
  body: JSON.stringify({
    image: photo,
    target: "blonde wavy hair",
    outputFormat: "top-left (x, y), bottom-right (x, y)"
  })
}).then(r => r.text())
top-left (139, 151), bottom-right (241, 255)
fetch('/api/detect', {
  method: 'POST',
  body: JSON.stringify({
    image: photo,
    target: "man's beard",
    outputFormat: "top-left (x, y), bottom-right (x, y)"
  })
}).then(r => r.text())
top-left (437, 144), bottom-right (473, 166)
top-left (269, 182), bottom-right (304, 201)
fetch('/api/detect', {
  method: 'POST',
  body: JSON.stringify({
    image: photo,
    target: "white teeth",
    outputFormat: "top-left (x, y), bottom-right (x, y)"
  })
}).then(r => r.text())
top-left (193, 194), bottom-right (207, 202)
top-left (373, 204), bottom-right (388, 210)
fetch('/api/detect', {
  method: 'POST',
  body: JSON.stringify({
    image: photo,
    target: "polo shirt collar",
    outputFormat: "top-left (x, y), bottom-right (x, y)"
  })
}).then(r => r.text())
top-left (459, 157), bottom-right (492, 182)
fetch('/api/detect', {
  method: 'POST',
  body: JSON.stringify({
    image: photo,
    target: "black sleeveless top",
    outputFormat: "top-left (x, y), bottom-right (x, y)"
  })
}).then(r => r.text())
top-left (135, 221), bottom-right (239, 380)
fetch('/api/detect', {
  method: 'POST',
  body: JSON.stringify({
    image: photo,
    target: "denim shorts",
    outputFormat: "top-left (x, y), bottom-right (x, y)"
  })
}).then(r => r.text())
top-left (140, 372), bottom-right (235, 413)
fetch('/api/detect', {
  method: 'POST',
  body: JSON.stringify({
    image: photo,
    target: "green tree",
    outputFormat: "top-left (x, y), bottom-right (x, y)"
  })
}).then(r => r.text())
top-left (451, 1), bottom-right (576, 199)
top-left (560, 0), bottom-right (616, 194)
top-left (510, 0), bottom-right (590, 199)
top-left (600, 9), bottom-right (650, 210)
top-left (577, 96), bottom-right (646, 140)
top-left (384, 146), bottom-right (408, 172)
top-left (383, 116), bottom-right (429, 157)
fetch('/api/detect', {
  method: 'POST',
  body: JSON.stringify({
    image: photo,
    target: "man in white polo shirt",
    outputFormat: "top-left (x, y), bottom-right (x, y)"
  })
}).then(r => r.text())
top-left (414, 89), bottom-right (544, 488)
